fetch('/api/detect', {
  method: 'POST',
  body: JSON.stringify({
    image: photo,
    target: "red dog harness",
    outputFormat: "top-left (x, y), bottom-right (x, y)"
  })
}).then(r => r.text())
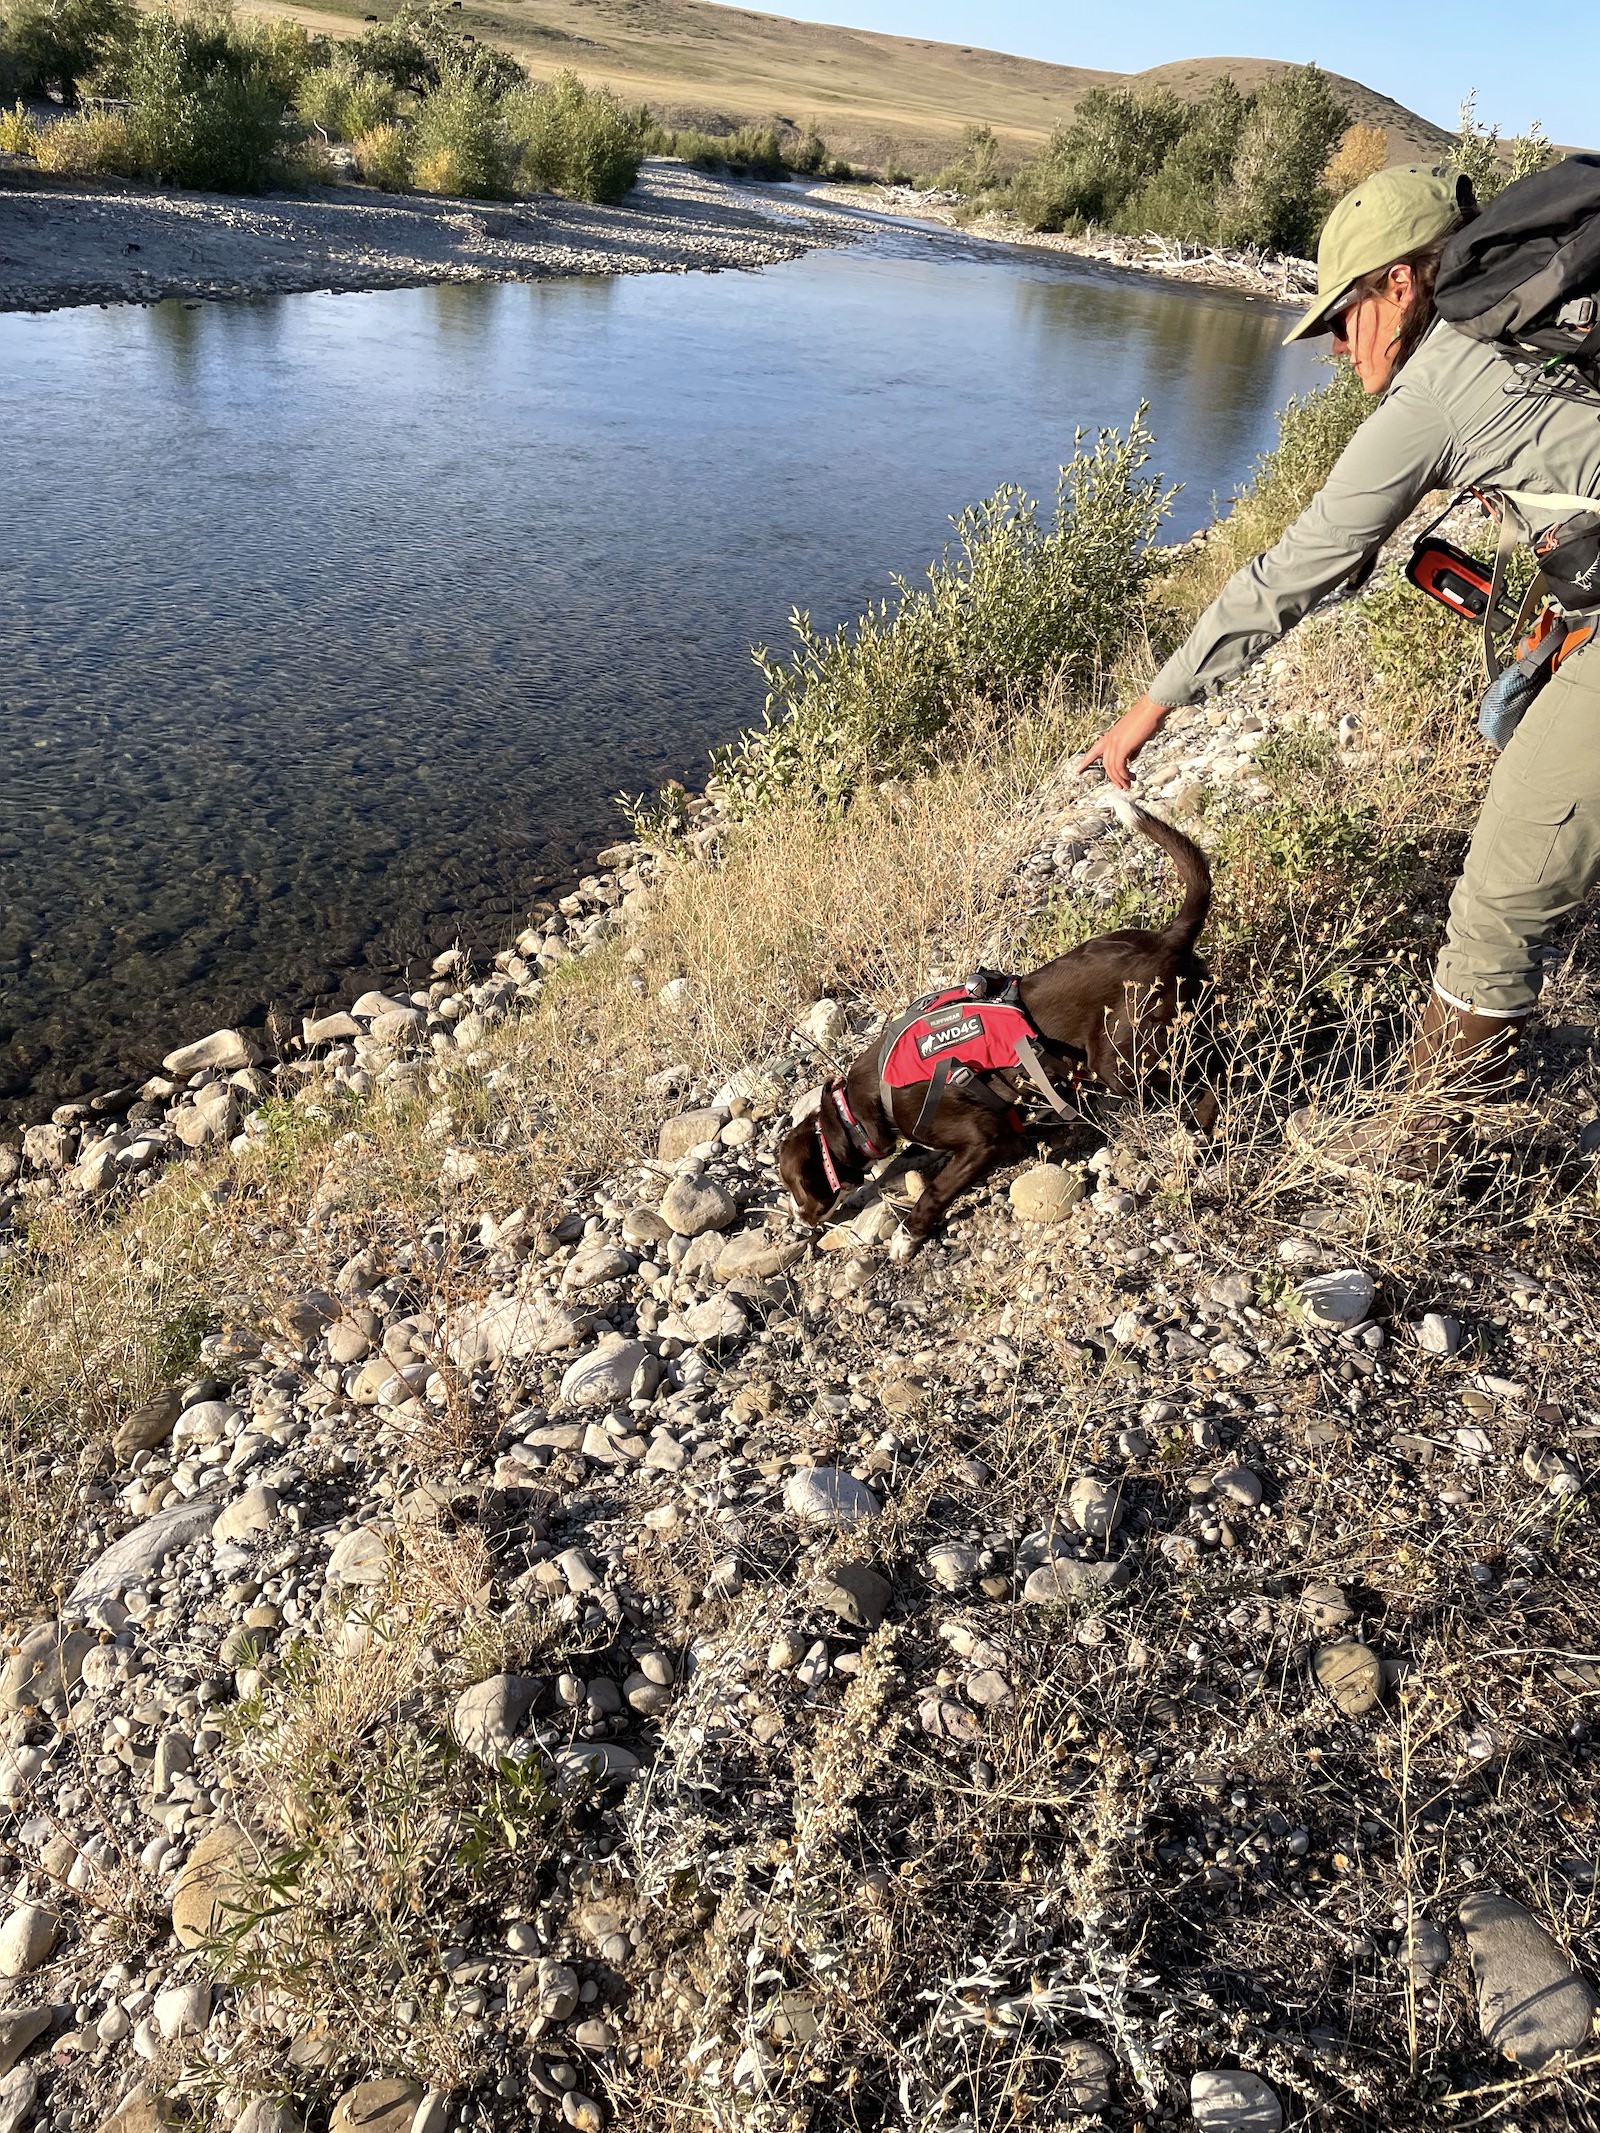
top-left (877, 976), bottom-right (1081, 1145)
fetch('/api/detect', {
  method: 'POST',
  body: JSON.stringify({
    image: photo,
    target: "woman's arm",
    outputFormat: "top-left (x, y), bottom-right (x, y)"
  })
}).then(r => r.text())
top-left (1080, 369), bottom-right (1457, 784)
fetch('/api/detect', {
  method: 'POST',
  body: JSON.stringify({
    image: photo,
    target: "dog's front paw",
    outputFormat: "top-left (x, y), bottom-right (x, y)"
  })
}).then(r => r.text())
top-left (888, 1226), bottom-right (921, 1264)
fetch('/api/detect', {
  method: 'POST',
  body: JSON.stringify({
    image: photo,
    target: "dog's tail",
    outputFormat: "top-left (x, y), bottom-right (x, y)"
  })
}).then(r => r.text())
top-left (1107, 793), bottom-right (1211, 952)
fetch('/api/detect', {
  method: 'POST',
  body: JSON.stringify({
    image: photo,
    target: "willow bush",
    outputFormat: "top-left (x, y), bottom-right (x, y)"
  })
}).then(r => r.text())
top-left (711, 411), bottom-right (1179, 810)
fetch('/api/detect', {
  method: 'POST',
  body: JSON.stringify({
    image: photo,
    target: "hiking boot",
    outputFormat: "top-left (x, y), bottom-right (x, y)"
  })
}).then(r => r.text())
top-left (1287, 993), bottom-right (1531, 1185)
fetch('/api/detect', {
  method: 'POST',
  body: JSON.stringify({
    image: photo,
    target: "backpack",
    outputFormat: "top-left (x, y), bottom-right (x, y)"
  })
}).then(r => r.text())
top-left (1435, 153), bottom-right (1600, 389)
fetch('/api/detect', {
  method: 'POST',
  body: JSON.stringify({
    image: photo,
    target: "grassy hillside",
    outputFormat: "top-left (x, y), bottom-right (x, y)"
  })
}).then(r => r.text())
top-left (238, 0), bottom-right (1450, 177)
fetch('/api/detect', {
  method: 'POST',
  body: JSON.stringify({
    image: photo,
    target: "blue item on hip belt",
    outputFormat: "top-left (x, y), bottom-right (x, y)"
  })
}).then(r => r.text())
top-left (1477, 661), bottom-right (1544, 750)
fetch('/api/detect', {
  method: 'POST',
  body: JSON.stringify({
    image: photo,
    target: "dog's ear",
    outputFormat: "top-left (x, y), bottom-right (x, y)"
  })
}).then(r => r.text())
top-left (779, 1117), bottom-right (831, 1227)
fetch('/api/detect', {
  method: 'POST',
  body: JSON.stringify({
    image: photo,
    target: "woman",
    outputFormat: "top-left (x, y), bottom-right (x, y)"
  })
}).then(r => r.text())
top-left (1078, 163), bottom-right (1600, 1178)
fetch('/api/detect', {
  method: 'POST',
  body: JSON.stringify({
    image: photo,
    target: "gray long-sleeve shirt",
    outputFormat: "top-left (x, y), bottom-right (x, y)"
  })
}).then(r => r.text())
top-left (1148, 324), bottom-right (1600, 709)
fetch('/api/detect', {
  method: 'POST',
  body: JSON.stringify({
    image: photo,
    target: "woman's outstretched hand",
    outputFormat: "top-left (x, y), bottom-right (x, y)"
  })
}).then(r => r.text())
top-left (1075, 694), bottom-right (1171, 790)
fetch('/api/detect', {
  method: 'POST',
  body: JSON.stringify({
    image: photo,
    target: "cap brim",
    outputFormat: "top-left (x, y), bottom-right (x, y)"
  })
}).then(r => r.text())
top-left (1282, 289), bottom-right (1342, 346)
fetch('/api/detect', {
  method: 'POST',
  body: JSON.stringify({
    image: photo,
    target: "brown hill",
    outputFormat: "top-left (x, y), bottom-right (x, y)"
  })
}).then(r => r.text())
top-left (243, 0), bottom-right (1452, 177)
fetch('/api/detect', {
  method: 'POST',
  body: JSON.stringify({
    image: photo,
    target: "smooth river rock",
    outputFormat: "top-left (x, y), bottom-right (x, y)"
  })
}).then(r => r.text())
top-left (1298, 1268), bottom-right (1376, 1327)
top-left (660, 1174), bottom-right (737, 1237)
top-left (1, 1621), bottom-right (93, 1717)
top-left (67, 1496), bottom-right (219, 1615)
top-left (162, 1028), bottom-right (254, 1076)
top-left (1314, 1639), bottom-right (1383, 1717)
top-left (171, 1823), bottom-right (252, 1949)
top-left (1190, 2069), bottom-right (1283, 2132)
top-left (1459, 1890), bottom-right (1598, 2068)
top-left (783, 1468), bottom-right (880, 1526)
top-left (559, 1337), bottom-right (648, 1409)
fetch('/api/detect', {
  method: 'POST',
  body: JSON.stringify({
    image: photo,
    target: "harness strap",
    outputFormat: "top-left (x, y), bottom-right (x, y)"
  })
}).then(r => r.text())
top-left (1011, 1033), bottom-right (1075, 1118)
top-left (911, 1059), bottom-right (952, 1143)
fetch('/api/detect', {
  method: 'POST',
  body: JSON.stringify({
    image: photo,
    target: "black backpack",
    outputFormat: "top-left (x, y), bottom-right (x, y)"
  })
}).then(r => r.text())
top-left (1435, 152), bottom-right (1600, 387)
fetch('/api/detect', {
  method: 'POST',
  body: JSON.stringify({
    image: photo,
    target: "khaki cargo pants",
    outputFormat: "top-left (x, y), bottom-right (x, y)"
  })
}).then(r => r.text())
top-left (1435, 629), bottom-right (1600, 1018)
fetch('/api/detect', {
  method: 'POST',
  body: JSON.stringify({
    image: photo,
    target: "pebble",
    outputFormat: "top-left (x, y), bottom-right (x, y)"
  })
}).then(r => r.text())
top-left (152, 1981), bottom-right (210, 2039)
top-left (927, 1541), bottom-right (980, 1590)
top-left (1007, 1163), bottom-right (1087, 1222)
top-left (1190, 2069), bottom-right (1283, 2132)
top-left (1415, 1312), bottom-right (1463, 1356)
top-left (812, 1561), bottom-right (891, 1630)
top-left (0, 2069), bottom-right (38, 2133)
top-left (659, 1175), bottom-right (737, 1236)
top-left (452, 1674), bottom-right (537, 1762)
top-left (170, 1822), bottom-right (249, 1948)
top-left (329, 2081), bottom-right (424, 2133)
top-left (1403, 1916), bottom-right (1450, 1980)
top-left (0, 1621), bottom-right (92, 1716)
top-left (1459, 1890), bottom-right (1598, 2068)
top-left (0, 1905), bottom-right (56, 1979)
top-left (1314, 1640), bottom-right (1383, 1717)
top-left (0, 2005), bottom-right (51, 2077)
top-left (67, 1495), bottom-right (220, 1614)
top-left (657, 1108), bottom-right (724, 1161)
top-left (559, 1338), bottom-right (649, 1409)
top-left (1021, 1558), bottom-right (1131, 1603)
top-left (1210, 1465), bottom-right (1263, 1510)
top-left (1068, 1475), bottom-right (1124, 1537)
top-left (1298, 1268), bottom-right (1375, 1327)
top-left (783, 1467), bottom-right (881, 1526)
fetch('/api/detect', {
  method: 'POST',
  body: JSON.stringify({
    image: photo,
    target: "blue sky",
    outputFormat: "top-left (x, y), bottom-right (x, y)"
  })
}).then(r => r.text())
top-left (717, 0), bottom-right (1585, 144)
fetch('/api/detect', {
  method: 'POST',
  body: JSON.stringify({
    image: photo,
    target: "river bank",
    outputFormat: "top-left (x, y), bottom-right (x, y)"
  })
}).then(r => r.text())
top-left (3, 380), bottom-right (1600, 2131)
top-left (0, 159), bottom-right (858, 312)
top-left (807, 180), bottom-right (1319, 302)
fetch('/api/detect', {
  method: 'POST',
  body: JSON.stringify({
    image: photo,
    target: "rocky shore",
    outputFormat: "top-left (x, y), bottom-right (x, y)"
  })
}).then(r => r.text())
top-left (3, 512), bottom-right (1600, 2133)
top-left (0, 161), bottom-right (858, 314)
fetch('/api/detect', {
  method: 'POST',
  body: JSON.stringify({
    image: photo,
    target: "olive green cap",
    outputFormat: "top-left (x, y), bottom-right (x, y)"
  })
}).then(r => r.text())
top-left (1284, 163), bottom-right (1472, 344)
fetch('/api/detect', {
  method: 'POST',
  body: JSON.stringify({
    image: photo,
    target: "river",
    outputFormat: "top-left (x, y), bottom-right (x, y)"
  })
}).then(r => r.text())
top-left (0, 220), bottom-right (1321, 1113)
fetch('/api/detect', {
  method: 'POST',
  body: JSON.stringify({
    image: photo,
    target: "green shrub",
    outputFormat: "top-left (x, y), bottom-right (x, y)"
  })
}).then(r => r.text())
top-left (0, 95), bottom-right (40, 152)
top-left (119, 7), bottom-right (285, 192)
top-left (713, 410), bottom-right (1176, 808)
top-left (32, 100), bottom-right (140, 173)
top-left (295, 62), bottom-right (350, 134)
top-left (1215, 65), bottom-right (1348, 254)
top-left (352, 119), bottom-right (412, 192)
top-left (245, 15), bottom-right (324, 102)
top-left (507, 70), bottom-right (641, 202)
top-left (0, 0), bottom-right (132, 99)
top-left (411, 63), bottom-right (512, 198)
top-left (348, 0), bottom-right (522, 100)
top-left (1119, 77), bottom-right (1248, 240)
top-left (934, 120), bottom-right (1000, 194)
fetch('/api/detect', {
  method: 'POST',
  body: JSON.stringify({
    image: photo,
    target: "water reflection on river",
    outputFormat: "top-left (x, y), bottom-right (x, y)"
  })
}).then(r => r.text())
top-left (0, 224), bottom-right (1320, 1110)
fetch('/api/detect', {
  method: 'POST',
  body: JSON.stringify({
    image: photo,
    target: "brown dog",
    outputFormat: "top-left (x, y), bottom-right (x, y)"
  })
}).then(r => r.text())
top-left (779, 799), bottom-right (1212, 1253)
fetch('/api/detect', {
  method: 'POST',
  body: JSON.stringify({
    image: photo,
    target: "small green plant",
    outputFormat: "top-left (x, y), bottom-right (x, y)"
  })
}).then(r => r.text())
top-left (934, 120), bottom-right (1001, 195)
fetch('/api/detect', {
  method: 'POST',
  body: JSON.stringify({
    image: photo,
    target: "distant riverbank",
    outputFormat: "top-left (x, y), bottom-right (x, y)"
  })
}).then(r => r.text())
top-left (807, 181), bottom-right (1318, 303)
top-left (0, 159), bottom-right (859, 313)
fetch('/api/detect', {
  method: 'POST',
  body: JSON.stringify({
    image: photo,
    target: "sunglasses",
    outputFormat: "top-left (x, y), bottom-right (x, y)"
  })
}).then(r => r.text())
top-left (1325, 284), bottom-right (1366, 334)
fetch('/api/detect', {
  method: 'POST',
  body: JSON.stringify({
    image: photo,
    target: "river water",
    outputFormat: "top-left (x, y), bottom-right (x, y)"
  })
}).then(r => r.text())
top-left (0, 219), bottom-right (1320, 1113)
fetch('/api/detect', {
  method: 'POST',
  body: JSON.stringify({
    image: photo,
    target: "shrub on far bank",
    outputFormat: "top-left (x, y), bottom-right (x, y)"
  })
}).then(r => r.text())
top-left (118, 7), bottom-right (284, 192)
top-left (30, 100), bottom-right (140, 174)
top-left (507, 70), bottom-right (642, 203)
top-left (410, 64), bottom-right (513, 198)
top-left (643, 114), bottom-right (851, 183)
top-left (0, 0), bottom-right (131, 101)
top-left (352, 120), bottom-right (411, 193)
